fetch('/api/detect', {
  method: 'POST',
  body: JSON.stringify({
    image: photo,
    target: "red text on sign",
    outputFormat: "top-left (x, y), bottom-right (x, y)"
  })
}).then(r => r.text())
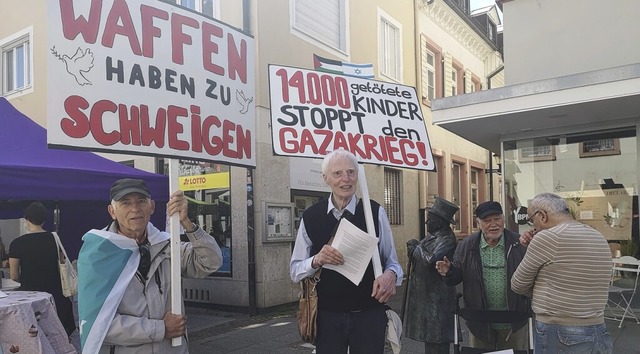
top-left (60, 95), bottom-right (251, 159)
top-left (277, 128), bottom-right (429, 167)
top-left (58, 0), bottom-right (248, 83)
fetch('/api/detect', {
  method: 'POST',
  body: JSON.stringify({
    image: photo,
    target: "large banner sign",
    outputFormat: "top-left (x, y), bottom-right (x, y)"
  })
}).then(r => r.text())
top-left (268, 64), bottom-right (434, 170)
top-left (47, 0), bottom-right (256, 167)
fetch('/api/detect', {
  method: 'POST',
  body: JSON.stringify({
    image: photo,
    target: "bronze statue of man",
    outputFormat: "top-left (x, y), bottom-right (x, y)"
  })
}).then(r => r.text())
top-left (404, 197), bottom-right (459, 354)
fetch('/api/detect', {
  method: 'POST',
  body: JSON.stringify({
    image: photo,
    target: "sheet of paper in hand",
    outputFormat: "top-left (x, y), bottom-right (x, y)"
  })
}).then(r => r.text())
top-left (323, 218), bottom-right (379, 285)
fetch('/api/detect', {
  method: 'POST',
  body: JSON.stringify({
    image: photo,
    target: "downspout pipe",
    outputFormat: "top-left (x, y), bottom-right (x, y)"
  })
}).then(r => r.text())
top-left (486, 64), bottom-right (504, 89)
top-left (242, 0), bottom-right (257, 317)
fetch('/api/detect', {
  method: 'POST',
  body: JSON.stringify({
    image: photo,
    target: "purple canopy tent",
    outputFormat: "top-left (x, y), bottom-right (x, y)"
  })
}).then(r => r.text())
top-left (0, 97), bottom-right (169, 258)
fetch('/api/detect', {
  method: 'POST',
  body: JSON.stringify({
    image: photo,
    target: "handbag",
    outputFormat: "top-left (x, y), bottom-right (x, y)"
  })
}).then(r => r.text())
top-left (52, 232), bottom-right (78, 297)
top-left (296, 212), bottom-right (353, 344)
top-left (296, 271), bottom-right (320, 344)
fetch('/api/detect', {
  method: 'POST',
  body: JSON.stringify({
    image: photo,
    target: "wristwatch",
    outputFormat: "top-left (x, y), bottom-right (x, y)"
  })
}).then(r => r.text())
top-left (186, 222), bottom-right (199, 233)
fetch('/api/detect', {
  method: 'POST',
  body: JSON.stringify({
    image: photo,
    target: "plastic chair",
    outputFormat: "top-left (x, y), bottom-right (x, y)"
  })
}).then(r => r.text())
top-left (606, 256), bottom-right (640, 327)
top-left (453, 293), bottom-right (533, 354)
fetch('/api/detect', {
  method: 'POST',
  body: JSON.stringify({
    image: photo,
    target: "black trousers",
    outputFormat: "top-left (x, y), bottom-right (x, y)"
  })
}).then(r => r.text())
top-left (315, 304), bottom-right (387, 354)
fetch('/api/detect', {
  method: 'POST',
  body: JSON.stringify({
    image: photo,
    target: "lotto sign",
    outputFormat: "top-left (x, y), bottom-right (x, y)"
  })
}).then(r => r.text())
top-left (47, 0), bottom-right (256, 167)
top-left (179, 172), bottom-right (229, 191)
top-left (268, 64), bottom-right (434, 170)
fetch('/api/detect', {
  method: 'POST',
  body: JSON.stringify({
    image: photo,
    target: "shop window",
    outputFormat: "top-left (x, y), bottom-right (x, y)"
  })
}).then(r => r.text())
top-left (292, 192), bottom-right (327, 233)
top-left (292, 0), bottom-right (347, 53)
top-left (170, 160), bottom-right (232, 276)
top-left (379, 11), bottom-right (402, 82)
top-left (2, 28), bottom-right (32, 96)
top-left (384, 168), bottom-right (402, 225)
top-left (504, 129), bottom-right (636, 242)
top-left (579, 138), bottom-right (621, 158)
top-left (518, 145), bottom-right (556, 162)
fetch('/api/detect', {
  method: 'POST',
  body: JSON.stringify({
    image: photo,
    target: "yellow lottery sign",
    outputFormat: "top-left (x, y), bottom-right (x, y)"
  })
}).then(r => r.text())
top-left (179, 172), bottom-right (230, 191)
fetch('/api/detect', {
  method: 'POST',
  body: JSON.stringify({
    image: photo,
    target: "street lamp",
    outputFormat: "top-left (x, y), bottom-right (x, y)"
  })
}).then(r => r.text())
top-left (486, 153), bottom-right (501, 202)
top-left (485, 154), bottom-right (502, 174)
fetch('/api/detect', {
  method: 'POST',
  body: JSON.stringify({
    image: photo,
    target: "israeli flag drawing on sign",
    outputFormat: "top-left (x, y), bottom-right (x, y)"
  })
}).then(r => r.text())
top-left (77, 230), bottom-right (139, 353)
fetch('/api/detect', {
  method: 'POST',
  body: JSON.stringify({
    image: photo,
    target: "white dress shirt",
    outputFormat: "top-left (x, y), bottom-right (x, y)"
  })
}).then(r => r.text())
top-left (289, 195), bottom-right (403, 286)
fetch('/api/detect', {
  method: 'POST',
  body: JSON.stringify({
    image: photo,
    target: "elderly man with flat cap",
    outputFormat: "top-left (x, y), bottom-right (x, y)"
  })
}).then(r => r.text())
top-left (404, 197), bottom-right (459, 354)
top-left (77, 178), bottom-right (222, 353)
top-left (436, 201), bottom-right (529, 351)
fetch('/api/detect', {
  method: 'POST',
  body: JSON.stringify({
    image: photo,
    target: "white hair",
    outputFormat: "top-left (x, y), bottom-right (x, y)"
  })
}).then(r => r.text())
top-left (321, 149), bottom-right (358, 175)
top-left (529, 193), bottom-right (570, 215)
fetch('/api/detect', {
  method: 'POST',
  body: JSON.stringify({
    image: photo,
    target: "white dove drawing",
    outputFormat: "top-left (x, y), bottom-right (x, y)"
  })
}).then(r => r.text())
top-left (236, 89), bottom-right (254, 114)
top-left (52, 47), bottom-right (94, 86)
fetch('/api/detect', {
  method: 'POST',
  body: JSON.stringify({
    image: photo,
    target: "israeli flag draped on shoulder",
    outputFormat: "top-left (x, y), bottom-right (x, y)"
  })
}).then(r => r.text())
top-left (77, 224), bottom-right (170, 353)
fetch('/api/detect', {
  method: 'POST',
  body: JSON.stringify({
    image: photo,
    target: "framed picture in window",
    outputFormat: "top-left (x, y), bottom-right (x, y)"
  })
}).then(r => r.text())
top-left (518, 145), bottom-right (556, 162)
top-left (579, 138), bottom-right (621, 158)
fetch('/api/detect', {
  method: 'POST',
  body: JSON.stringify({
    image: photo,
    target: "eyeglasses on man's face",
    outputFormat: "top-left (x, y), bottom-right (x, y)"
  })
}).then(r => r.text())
top-left (526, 210), bottom-right (542, 223)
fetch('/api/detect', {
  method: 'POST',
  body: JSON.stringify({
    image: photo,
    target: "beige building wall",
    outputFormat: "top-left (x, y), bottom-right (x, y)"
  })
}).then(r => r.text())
top-left (501, 0), bottom-right (640, 85)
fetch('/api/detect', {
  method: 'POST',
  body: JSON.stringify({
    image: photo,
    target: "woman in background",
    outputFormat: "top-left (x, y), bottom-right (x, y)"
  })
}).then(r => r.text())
top-left (9, 202), bottom-right (76, 336)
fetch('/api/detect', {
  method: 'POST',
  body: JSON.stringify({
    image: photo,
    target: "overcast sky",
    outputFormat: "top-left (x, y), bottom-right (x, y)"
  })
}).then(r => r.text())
top-left (470, 0), bottom-right (503, 22)
top-left (470, 0), bottom-right (496, 10)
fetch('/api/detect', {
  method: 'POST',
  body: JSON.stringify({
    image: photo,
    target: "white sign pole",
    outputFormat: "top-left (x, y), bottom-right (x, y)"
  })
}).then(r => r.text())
top-left (168, 159), bottom-right (182, 346)
top-left (357, 164), bottom-right (383, 278)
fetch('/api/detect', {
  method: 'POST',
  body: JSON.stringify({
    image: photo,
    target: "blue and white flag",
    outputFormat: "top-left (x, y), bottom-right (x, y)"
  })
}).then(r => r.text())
top-left (313, 54), bottom-right (375, 79)
top-left (77, 229), bottom-right (140, 353)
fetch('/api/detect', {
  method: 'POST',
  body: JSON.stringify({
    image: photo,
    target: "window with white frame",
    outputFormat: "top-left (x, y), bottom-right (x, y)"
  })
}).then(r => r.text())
top-left (422, 48), bottom-right (436, 101)
top-left (420, 36), bottom-right (442, 105)
top-left (292, 0), bottom-right (347, 53)
top-left (384, 168), bottom-right (402, 225)
top-left (379, 11), bottom-right (401, 81)
top-left (2, 28), bottom-right (32, 96)
top-left (172, 0), bottom-right (219, 18)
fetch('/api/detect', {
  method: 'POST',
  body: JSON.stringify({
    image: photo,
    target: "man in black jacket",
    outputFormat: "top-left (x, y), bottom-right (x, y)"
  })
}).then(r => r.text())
top-left (436, 201), bottom-right (528, 351)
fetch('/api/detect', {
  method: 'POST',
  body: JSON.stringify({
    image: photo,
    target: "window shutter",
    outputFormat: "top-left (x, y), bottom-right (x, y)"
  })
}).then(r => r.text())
top-left (294, 0), bottom-right (344, 51)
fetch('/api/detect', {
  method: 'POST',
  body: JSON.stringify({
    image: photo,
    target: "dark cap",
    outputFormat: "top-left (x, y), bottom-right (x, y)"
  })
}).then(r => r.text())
top-left (475, 201), bottom-right (503, 219)
top-left (110, 178), bottom-right (150, 201)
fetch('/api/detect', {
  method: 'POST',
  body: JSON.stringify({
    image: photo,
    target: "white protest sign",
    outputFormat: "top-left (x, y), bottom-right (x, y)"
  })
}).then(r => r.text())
top-left (47, 0), bottom-right (256, 167)
top-left (268, 64), bottom-right (434, 170)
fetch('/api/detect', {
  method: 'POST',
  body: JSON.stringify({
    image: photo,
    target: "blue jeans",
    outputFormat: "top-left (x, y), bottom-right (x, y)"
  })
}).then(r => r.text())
top-left (316, 305), bottom-right (387, 354)
top-left (534, 321), bottom-right (613, 354)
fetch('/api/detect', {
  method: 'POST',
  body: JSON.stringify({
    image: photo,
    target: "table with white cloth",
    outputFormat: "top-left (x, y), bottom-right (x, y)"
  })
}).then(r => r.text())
top-left (0, 291), bottom-right (77, 354)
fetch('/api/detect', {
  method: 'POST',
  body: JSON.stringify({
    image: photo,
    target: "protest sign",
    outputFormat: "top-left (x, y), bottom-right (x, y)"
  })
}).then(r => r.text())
top-left (268, 64), bottom-right (434, 170)
top-left (47, 0), bottom-right (256, 167)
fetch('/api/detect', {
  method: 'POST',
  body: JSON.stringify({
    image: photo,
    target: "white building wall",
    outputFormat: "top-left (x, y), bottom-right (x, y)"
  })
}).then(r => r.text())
top-left (502, 0), bottom-right (640, 85)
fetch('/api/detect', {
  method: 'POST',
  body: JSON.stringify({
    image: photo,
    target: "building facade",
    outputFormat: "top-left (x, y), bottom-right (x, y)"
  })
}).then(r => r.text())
top-left (1, 0), bottom-right (502, 310)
